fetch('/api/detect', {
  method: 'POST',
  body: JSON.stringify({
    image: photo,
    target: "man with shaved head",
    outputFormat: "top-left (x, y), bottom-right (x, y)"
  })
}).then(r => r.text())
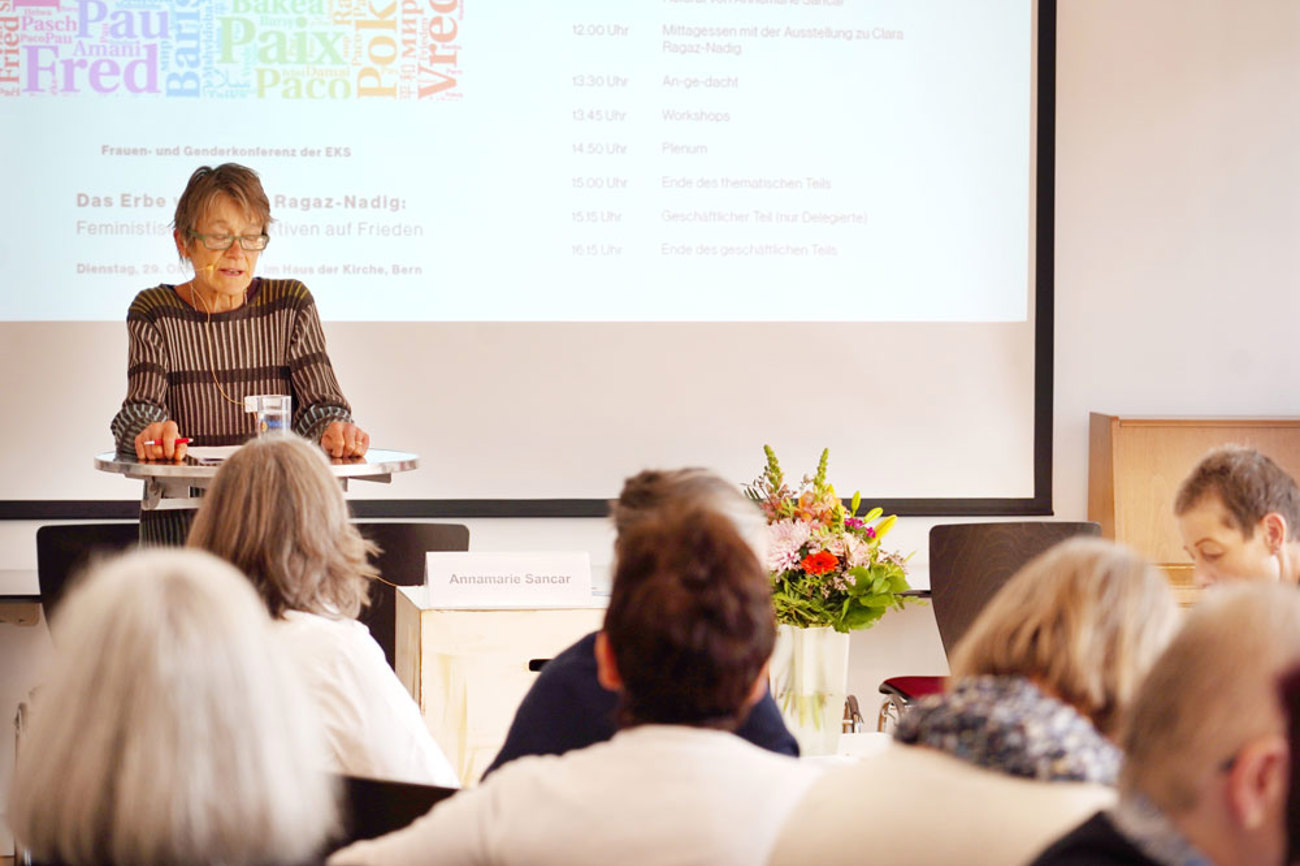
top-left (1031, 583), bottom-right (1300, 866)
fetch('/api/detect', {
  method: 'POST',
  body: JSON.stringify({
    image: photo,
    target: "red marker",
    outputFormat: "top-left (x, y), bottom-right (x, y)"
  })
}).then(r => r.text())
top-left (142, 438), bottom-right (193, 446)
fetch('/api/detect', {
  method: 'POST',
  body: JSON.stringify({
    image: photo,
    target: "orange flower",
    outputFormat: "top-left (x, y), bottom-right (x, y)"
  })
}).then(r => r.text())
top-left (800, 550), bottom-right (839, 576)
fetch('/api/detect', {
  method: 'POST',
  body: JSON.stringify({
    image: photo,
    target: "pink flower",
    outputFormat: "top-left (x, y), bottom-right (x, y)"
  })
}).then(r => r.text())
top-left (766, 519), bottom-right (810, 572)
top-left (844, 535), bottom-right (872, 569)
top-left (812, 530), bottom-right (847, 557)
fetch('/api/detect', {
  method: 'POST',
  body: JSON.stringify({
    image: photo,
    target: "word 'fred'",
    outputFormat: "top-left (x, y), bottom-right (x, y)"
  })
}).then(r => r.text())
top-left (23, 43), bottom-right (159, 94)
top-left (21, 0), bottom-right (171, 94)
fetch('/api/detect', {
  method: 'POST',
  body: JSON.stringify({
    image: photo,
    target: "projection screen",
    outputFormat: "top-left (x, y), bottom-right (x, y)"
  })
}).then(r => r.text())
top-left (0, 0), bottom-right (1054, 518)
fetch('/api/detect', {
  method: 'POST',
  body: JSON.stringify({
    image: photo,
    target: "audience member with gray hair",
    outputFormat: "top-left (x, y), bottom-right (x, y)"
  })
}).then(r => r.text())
top-left (9, 548), bottom-right (338, 866)
top-left (1031, 582), bottom-right (1300, 866)
top-left (188, 433), bottom-right (459, 787)
top-left (769, 538), bottom-right (1182, 866)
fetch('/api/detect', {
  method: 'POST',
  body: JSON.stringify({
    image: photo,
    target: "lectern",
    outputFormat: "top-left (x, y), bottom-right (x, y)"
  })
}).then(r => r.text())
top-left (94, 448), bottom-right (419, 511)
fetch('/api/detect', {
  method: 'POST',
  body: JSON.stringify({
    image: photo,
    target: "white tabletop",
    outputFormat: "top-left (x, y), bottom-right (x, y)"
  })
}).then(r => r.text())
top-left (94, 448), bottom-right (418, 482)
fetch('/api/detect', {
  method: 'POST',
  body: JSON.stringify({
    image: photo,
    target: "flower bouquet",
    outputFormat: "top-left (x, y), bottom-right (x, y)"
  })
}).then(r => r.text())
top-left (745, 446), bottom-right (914, 633)
top-left (745, 446), bottom-right (916, 753)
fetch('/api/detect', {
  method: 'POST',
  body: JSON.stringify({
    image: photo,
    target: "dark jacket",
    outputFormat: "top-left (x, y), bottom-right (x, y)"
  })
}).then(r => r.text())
top-left (484, 631), bottom-right (799, 777)
top-left (1029, 812), bottom-right (1162, 866)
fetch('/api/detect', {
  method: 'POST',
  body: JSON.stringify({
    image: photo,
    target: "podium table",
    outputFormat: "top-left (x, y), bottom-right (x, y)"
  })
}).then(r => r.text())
top-left (94, 448), bottom-right (418, 510)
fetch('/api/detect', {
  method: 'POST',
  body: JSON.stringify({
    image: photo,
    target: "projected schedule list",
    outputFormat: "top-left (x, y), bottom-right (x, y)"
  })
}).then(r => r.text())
top-left (565, 14), bottom-right (876, 261)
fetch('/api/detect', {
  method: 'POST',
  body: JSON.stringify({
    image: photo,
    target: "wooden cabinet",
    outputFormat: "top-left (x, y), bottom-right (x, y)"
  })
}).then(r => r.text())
top-left (1088, 414), bottom-right (1300, 603)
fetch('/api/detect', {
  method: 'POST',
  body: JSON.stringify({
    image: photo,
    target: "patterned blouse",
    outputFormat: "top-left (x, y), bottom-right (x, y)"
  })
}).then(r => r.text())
top-left (110, 278), bottom-right (352, 454)
top-left (895, 675), bottom-right (1122, 784)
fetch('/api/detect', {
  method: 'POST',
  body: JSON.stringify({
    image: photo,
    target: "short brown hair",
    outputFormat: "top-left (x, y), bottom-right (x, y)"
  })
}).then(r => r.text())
top-left (173, 163), bottom-right (273, 240)
top-left (1174, 445), bottom-right (1300, 540)
top-left (949, 537), bottom-right (1179, 738)
top-left (188, 434), bottom-right (378, 619)
top-left (604, 507), bottom-right (775, 729)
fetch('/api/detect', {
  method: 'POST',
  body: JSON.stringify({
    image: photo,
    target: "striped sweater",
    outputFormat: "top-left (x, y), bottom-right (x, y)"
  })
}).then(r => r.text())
top-left (111, 279), bottom-right (353, 455)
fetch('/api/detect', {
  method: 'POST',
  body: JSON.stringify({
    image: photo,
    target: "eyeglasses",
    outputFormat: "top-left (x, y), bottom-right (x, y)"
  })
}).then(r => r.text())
top-left (188, 230), bottom-right (271, 251)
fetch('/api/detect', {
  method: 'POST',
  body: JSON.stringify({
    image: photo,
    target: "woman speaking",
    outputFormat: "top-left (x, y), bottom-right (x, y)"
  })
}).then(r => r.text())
top-left (110, 163), bottom-right (367, 542)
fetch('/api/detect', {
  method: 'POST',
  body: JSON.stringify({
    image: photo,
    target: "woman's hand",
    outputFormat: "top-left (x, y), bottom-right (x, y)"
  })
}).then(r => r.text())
top-left (135, 420), bottom-right (188, 462)
top-left (321, 421), bottom-right (370, 458)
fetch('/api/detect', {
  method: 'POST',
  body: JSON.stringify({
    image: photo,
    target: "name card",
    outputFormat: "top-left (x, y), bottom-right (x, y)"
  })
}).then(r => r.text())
top-left (425, 551), bottom-right (594, 609)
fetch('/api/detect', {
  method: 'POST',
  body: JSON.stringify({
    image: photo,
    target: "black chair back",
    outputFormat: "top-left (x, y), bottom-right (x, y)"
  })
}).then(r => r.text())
top-left (332, 774), bottom-right (458, 851)
top-left (35, 523), bottom-right (140, 620)
top-left (929, 521), bottom-right (1101, 655)
top-left (353, 522), bottom-right (470, 668)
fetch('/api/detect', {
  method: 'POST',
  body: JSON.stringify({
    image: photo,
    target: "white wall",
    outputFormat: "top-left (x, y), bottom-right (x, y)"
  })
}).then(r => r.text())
top-left (1053, 0), bottom-right (1300, 521)
top-left (4, 0), bottom-right (1300, 848)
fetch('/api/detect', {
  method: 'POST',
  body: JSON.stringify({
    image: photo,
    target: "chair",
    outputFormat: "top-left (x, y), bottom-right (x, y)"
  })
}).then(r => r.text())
top-left (329, 774), bottom-right (458, 851)
top-left (35, 523), bottom-right (140, 620)
top-left (353, 522), bottom-right (470, 669)
top-left (877, 521), bottom-right (1101, 730)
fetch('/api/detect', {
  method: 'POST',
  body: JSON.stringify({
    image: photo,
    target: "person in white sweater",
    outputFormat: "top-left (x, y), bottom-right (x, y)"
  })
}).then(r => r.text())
top-left (188, 433), bottom-right (459, 788)
top-left (768, 538), bottom-right (1183, 866)
top-left (328, 506), bottom-right (821, 866)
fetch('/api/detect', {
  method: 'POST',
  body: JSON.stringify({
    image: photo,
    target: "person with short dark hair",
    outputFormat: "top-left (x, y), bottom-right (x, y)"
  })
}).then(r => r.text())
top-left (1175, 445), bottom-right (1300, 585)
top-left (483, 468), bottom-right (797, 776)
top-left (326, 507), bottom-right (820, 866)
top-left (111, 163), bottom-right (366, 544)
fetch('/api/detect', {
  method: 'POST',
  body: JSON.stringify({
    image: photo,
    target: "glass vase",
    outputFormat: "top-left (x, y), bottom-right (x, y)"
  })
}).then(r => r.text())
top-left (768, 623), bottom-right (850, 756)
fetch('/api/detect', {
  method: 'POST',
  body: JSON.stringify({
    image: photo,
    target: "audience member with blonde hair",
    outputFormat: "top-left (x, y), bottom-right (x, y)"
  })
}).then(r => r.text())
top-left (1175, 445), bottom-right (1300, 586)
top-left (1031, 582), bottom-right (1300, 866)
top-left (484, 468), bottom-right (797, 776)
top-left (9, 548), bottom-right (337, 866)
top-left (328, 507), bottom-right (820, 866)
top-left (768, 537), bottom-right (1182, 866)
top-left (188, 433), bottom-right (458, 787)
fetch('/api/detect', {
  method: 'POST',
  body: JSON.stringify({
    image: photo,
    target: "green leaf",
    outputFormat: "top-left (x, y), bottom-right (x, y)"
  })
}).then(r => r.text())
top-left (840, 605), bottom-right (885, 630)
